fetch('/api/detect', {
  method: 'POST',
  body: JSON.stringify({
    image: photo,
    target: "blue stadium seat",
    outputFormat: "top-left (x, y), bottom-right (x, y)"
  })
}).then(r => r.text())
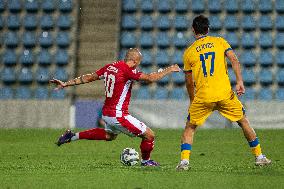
top-left (0, 0), bottom-right (5, 12)
top-left (54, 67), bottom-right (68, 81)
top-left (276, 51), bottom-right (284, 67)
top-left (275, 33), bottom-right (284, 49)
top-left (276, 0), bottom-right (284, 13)
top-left (174, 0), bottom-right (189, 13)
top-left (276, 69), bottom-right (284, 86)
top-left (173, 32), bottom-right (188, 49)
top-left (140, 15), bottom-right (154, 31)
top-left (56, 32), bottom-right (70, 48)
top-left (241, 0), bottom-right (255, 13)
top-left (258, 16), bottom-right (273, 31)
top-left (0, 16), bottom-right (4, 30)
top-left (55, 49), bottom-right (69, 66)
top-left (191, 0), bottom-right (205, 13)
top-left (242, 68), bottom-right (256, 85)
top-left (19, 49), bottom-right (34, 66)
top-left (57, 15), bottom-right (72, 30)
top-left (275, 88), bottom-right (284, 100)
top-left (156, 15), bottom-right (171, 31)
top-left (224, 32), bottom-right (239, 48)
top-left (153, 87), bottom-right (169, 99)
top-left (174, 15), bottom-right (188, 31)
top-left (228, 68), bottom-right (237, 85)
top-left (40, 14), bottom-right (54, 30)
top-left (258, 0), bottom-right (273, 13)
top-left (136, 87), bottom-right (151, 99)
top-left (34, 86), bottom-right (49, 99)
top-left (8, 0), bottom-right (21, 13)
top-left (0, 87), bottom-right (14, 99)
top-left (118, 50), bottom-right (126, 59)
top-left (156, 50), bottom-right (170, 67)
top-left (224, 15), bottom-right (239, 31)
top-left (208, 0), bottom-right (222, 13)
top-left (259, 69), bottom-right (273, 86)
top-left (242, 15), bottom-right (256, 31)
top-left (59, 0), bottom-right (73, 13)
top-left (242, 87), bottom-right (256, 101)
top-left (209, 16), bottom-right (222, 31)
top-left (38, 50), bottom-right (52, 65)
top-left (139, 32), bottom-right (154, 48)
top-left (36, 67), bottom-right (50, 83)
top-left (258, 88), bottom-right (273, 100)
top-left (225, 0), bottom-right (239, 13)
top-left (3, 49), bottom-right (17, 66)
top-left (23, 14), bottom-right (37, 30)
top-left (140, 67), bottom-right (152, 73)
top-left (141, 0), bottom-right (154, 13)
top-left (172, 50), bottom-right (183, 66)
top-left (121, 15), bottom-right (137, 30)
top-left (259, 51), bottom-right (273, 67)
top-left (156, 32), bottom-right (171, 48)
top-left (240, 51), bottom-right (256, 67)
top-left (18, 67), bottom-right (33, 84)
top-left (140, 50), bottom-right (153, 67)
top-left (120, 32), bottom-right (136, 47)
top-left (157, 75), bottom-right (170, 86)
top-left (7, 14), bottom-right (21, 30)
top-left (241, 32), bottom-right (256, 49)
top-left (122, 0), bottom-right (137, 13)
top-left (22, 32), bottom-right (36, 48)
top-left (172, 72), bottom-right (185, 85)
top-left (169, 87), bottom-right (186, 99)
top-left (39, 31), bottom-right (53, 48)
top-left (276, 16), bottom-right (284, 31)
top-left (16, 87), bottom-right (32, 99)
top-left (42, 0), bottom-right (55, 12)
top-left (25, 0), bottom-right (39, 13)
top-left (51, 89), bottom-right (66, 99)
top-left (157, 0), bottom-right (171, 13)
top-left (1, 67), bottom-right (16, 84)
top-left (259, 32), bottom-right (273, 49)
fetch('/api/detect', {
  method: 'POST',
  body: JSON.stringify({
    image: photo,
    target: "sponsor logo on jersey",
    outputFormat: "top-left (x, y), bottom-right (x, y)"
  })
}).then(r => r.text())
top-left (107, 66), bottom-right (118, 73)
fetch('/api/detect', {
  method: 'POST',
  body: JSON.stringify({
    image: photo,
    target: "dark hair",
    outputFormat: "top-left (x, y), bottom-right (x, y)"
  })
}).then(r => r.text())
top-left (192, 15), bottom-right (210, 35)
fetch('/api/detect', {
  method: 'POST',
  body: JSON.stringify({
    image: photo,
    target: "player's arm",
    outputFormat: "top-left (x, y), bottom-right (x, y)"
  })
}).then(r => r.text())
top-left (50, 72), bottom-right (99, 90)
top-left (139, 64), bottom-right (181, 82)
top-left (226, 50), bottom-right (245, 96)
top-left (185, 72), bottom-right (195, 104)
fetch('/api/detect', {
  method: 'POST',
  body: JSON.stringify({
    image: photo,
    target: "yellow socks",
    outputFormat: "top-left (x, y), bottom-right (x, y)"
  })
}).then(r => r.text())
top-left (181, 143), bottom-right (192, 161)
top-left (248, 138), bottom-right (262, 157)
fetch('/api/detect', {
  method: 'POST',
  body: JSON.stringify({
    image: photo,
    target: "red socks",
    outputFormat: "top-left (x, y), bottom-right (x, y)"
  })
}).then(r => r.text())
top-left (140, 139), bottom-right (154, 160)
top-left (79, 128), bottom-right (107, 140)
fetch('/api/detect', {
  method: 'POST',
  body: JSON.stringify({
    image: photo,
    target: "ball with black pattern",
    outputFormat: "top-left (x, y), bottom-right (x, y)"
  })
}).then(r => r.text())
top-left (120, 148), bottom-right (139, 166)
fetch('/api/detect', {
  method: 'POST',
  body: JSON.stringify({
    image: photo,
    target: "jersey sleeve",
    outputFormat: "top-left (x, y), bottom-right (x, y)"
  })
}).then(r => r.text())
top-left (183, 50), bottom-right (192, 73)
top-left (220, 37), bottom-right (232, 54)
top-left (127, 68), bottom-right (142, 80)
top-left (95, 65), bottom-right (106, 80)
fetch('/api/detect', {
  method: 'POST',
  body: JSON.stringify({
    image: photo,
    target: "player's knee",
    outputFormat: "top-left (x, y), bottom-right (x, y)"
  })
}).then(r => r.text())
top-left (106, 133), bottom-right (117, 141)
top-left (143, 128), bottom-right (155, 141)
top-left (237, 116), bottom-right (249, 127)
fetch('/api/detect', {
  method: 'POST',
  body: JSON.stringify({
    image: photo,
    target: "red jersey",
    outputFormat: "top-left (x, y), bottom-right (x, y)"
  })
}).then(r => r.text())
top-left (95, 60), bottom-right (142, 117)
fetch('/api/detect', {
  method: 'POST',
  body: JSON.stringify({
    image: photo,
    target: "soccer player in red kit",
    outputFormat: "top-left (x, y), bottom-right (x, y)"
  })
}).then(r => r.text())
top-left (50, 48), bottom-right (180, 166)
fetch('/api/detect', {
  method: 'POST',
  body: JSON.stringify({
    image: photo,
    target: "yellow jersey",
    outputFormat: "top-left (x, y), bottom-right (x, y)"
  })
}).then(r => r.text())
top-left (183, 36), bottom-right (233, 102)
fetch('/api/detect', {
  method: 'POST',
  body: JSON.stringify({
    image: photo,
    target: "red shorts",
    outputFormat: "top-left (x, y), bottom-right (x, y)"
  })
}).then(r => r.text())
top-left (102, 115), bottom-right (147, 137)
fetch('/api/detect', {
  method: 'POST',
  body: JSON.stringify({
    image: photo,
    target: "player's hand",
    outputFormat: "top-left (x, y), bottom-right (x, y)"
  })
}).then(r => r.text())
top-left (49, 78), bottom-right (67, 90)
top-left (235, 81), bottom-right (245, 96)
top-left (169, 64), bottom-right (181, 72)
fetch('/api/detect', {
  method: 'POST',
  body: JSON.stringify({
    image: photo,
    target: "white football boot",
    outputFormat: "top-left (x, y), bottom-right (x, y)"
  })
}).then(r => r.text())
top-left (176, 160), bottom-right (190, 171)
top-left (255, 155), bottom-right (272, 166)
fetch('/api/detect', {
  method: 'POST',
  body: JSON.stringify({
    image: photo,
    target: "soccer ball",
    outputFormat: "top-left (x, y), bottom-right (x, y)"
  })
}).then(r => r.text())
top-left (120, 148), bottom-right (139, 166)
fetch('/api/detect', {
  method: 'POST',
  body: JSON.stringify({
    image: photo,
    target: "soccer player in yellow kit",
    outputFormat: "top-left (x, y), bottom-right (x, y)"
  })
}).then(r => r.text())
top-left (176, 15), bottom-right (271, 171)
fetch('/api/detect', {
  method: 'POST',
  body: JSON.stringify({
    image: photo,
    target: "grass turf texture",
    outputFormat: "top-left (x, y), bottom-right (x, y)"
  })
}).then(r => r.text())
top-left (0, 129), bottom-right (283, 189)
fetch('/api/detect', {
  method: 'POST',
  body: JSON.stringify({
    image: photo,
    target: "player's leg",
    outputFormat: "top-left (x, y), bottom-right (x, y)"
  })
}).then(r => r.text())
top-left (176, 101), bottom-right (215, 170)
top-left (237, 116), bottom-right (271, 166)
top-left (218, 94), bottom-right (271, 166)
top-left (116, 115), bottom-right (159, 166)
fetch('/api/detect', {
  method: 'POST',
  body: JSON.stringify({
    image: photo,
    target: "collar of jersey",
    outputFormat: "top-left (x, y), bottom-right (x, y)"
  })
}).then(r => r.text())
top-left (196, 35), bottom-right (207, 40)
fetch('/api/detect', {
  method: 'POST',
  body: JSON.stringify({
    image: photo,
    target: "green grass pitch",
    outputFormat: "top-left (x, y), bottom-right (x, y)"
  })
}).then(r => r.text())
top-left (0, 128), bottom-right (283, 189)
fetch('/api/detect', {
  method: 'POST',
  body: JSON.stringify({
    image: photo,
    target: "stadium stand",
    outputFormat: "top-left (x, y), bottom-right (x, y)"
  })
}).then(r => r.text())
top-left (118, 0), bottom-right (284, 100)
top-left (0, 0), bottom-right (78, 100)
